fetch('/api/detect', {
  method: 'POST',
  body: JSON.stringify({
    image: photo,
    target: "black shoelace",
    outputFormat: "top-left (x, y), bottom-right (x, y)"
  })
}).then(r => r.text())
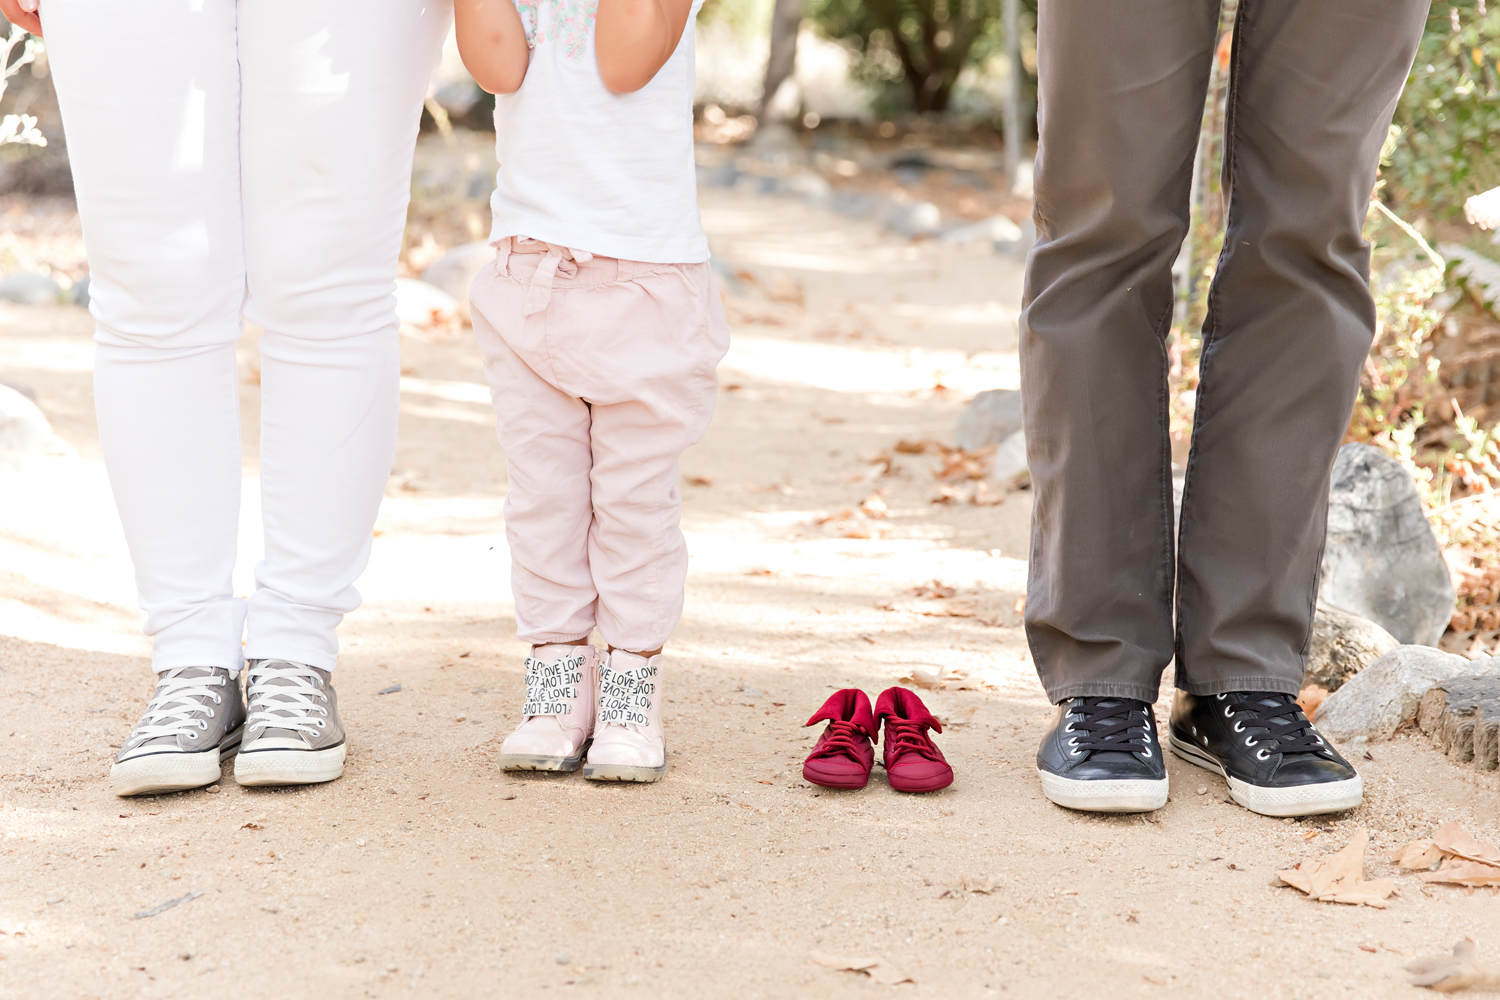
top-left (1218, 692), bottom-right (1331, 757)
top-left (1068, 697), bottom-right (1153, 754)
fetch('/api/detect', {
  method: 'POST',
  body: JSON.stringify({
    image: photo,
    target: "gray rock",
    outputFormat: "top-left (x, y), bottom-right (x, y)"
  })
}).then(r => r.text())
top-left (774, 171), bottom-right (832, 205)
top-left (1314, 644), bottom-right (1479, 740)
top-left (987, 430), bottom-right (1028, 489)
top-left (955, 389), bottom-right (1023, 452)
top-left (0, 271), bottom-right (63, 306)
top-left (884, 201), bottom-right (943, 239)
top-left (0, 383), bottom-right (52, 462)
top-left (1319, 442), bottom-right (1455, 646)
top-left (940, 214), bottom-right (1023, 247)
top-left (1418, 673), bottom-right (1500, 769)
top-left (69, 275), bottom-right (90, 309)
top-left (393, 278), bottom-right (458, 328)
top-left (829, 190), bottom-right (884, 219)
top-left (696, 161), bottom-right (741, 189)
top-left (420, 242), bottom-right (495, 306)
top-left (1304, 603), bottom-right (1400, 692)
top-left (0, 380), bottom-right (35, 401)
top-left (433, 80), bottom-right (483, 117)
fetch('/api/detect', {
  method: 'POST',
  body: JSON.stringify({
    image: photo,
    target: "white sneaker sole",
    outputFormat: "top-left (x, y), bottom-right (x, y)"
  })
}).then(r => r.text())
top-left (1035, 767), bottom-right (1169, 813)
top-left (1169, 733), bottom-right (1363, 817)
top-left (234, 744), bottom-right (346, 786)
top-left (583, 758), bottom-right (668, 783)
top-left (111, 737), bottom-right (239, 798)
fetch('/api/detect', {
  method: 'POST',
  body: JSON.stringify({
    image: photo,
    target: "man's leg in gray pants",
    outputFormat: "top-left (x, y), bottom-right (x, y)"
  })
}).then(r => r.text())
top-left (1022, 0), bottom-right (1427, 816)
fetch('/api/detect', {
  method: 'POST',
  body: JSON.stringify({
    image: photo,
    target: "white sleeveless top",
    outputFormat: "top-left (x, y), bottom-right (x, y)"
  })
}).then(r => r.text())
top-left (487, 0), bottom-right (710, 264)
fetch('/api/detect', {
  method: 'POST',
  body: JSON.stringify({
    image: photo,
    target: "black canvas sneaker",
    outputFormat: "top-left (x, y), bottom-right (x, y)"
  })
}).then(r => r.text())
top-left (1035, 697), bottom-right (1169, 812)
top-left (1169, 691), bottom-right (1362, 817)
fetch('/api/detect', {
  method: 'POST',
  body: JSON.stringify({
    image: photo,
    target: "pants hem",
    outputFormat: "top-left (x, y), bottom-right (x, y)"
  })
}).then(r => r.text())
top-left (1043, 680), bottom-right (1163, 705)
top-left (153, 651), bottom-right (246, 676)
top-left (1174, 675), bottom-right (1302, 698)
top-left (522, 629), bottom-right (595, 646)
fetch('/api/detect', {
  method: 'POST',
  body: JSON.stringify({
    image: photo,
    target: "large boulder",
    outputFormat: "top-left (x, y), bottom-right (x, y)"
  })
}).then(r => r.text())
top-left (1305, 603), bottom-right (1400, 691)
top-left (0, 383), bottom-right (52, 466)
top-left (1319, 443), bottom-right (1454, 646)
top-left (0, 271), bottom-right (62, 306)
top-left (955, 389), bottom-right (1023, 452)
top-left (1314, 645), bottom-right (1492, 740)
top-left (420, 242), bottom-right (495, 317)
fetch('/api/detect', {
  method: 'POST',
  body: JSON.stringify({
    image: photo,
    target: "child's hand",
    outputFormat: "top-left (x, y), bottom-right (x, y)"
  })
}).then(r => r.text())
top-left (595, 0), bottom-right (695, 94)
top-left (455, 0), bottom-right (530, 95)
top-left (1466, 186), bottom-right (1500, 231)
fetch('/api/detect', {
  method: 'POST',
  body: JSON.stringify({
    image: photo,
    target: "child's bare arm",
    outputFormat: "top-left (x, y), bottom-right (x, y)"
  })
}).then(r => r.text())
top-left (595, 0), bottom-right (695, 94)
top-left (455, 0), bottom-right (530, 95)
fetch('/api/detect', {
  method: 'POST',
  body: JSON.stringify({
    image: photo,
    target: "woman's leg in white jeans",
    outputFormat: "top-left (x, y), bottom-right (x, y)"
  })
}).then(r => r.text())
top-left (44, 0), bottom-right (450, 674)
top-left (43, 1), bottom-right (249, 673)
top-left (238, 1), bottom-right (450, 670)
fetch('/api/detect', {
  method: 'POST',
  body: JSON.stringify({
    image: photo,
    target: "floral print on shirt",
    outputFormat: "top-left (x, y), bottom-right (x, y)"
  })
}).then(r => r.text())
top-left (514, 0), bottom-right (598, 63)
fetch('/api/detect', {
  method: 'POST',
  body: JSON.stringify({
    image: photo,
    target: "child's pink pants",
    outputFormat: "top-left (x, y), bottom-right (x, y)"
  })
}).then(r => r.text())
top-left (471, 239), bottom-right (730, 653)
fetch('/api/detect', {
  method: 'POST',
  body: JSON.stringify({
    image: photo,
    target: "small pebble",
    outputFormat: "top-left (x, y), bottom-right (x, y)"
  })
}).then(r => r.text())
top-left (386, 964), bottom-right (399, 973)
top-left (205, 785), bottom-right (220, 794)
top-left (555, 953), bottom-right (570, 965)
top-left (179, 951), bottom-right (193, 961)
top-left (1196, 786), bottom-right (1208, 795)
top-left (455, 715), bottom-right (466, 722)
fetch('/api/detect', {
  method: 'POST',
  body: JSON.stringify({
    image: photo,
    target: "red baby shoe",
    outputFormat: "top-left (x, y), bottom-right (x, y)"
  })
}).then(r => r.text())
top-left (875, 687), bottom-right (954, 793)
top-left (802, 688), bottom-right (877, 789)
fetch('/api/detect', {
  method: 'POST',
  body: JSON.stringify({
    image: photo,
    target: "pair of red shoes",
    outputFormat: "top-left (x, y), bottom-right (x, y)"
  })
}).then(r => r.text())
top-left (802, 687), bottom-right (953, 793)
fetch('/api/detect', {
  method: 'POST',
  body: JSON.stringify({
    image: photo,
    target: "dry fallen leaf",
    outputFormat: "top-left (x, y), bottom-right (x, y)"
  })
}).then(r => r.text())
top-left (808, 951), bottom-right (913, 986)
top-left (1408, 940), bottom-right (1500, 992)
top-left (911, 580), bottom-right (956, 600)
top-left (921, 600), bottom-right (977, 618)
top-left (941, 706), bottom-right (979, 728)
top-left (1276, 828), bottom-right (1396, 908)
top-left (1297, 684), bottom-right (1329, 719)
top-left (901, 667), bottom-right (945, 690)
top-left (859, 492), bottom-right (889, 519)
top-left (962, 874), bottom-right (995, 894)
top-left (1391, 839), bottom-right (1445, 870)
top-left (683, 474), bottom-right (714, 487)
top-left (1420, 860), bottom-right (1500, 887)
top-left (1432, 822), bottom-right (1500, 867)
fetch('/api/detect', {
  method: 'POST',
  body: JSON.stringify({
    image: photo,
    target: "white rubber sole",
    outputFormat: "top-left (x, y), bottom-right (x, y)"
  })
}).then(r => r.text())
top-left (111, 741), bottom-right (237, 798)
top-left (234, 743), bottom-right (346, 787)
top-left (1036, 767), bottom-right (1169, 813)
top-left (500, 748), bottom-right (586, 772)
top-left (583, 757), bottom-right (668, 783)
top-left (1169, 734), bottom-right (1363, 817)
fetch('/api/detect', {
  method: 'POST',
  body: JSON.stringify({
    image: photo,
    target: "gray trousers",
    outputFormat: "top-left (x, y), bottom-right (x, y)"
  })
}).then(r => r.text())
top-left (1020, 0), bottom-right (1429, 704)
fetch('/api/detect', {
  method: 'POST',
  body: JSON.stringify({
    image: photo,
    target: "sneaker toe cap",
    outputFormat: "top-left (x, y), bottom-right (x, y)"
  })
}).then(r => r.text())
top-left (803, 758), bottom-right (871, 788)
top-left (887, 757), bottom-right (954, 792)
top-left (1270, 754), bottom-right (1356, 786)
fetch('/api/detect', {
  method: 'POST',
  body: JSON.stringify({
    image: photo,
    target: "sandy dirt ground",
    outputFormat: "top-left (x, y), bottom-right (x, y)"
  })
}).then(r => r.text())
top-left (2, 186), bottom-right (1499, 999)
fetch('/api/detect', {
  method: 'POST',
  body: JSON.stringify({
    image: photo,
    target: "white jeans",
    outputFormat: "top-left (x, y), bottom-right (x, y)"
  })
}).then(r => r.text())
top-left (43, 0), bottom-right (451, 673)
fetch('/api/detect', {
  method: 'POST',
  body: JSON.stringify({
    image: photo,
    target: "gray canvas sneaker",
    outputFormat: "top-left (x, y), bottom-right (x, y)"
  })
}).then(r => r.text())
top-left (233, 659), bottom-right (346, 787)
top-left (110, 666), bottom-right (245, 797)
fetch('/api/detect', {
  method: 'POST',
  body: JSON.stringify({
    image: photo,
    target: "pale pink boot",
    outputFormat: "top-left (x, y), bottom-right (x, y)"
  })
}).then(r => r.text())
top-left (584, 650), bottom-right (667, 783)
top-left (499, 644), bottom-right (599, 771)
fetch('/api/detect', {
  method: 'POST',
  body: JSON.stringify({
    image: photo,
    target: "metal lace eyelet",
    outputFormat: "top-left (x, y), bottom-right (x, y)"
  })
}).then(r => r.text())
top-left (1232, 720), bottom-right (1244, 733)
top-left (1256, 748), bottom-right (1271, 761)
top-left (1244, 736), bottom-right (1256, 747)
top-left (1222, 705), bottom-right (1233, 718)
top-left (188, 732), bottom-right (199, 740)
top-left (207, 709), bottom-right (215, 719)
top-left (1140, 744), bottom-right (1153, 758)
top-left (199, 720), bottom-right (208, 730)
top-left (317, 720), bottom-right (326, 728)
top-left (1215, 693), bottom-right (1226, 700)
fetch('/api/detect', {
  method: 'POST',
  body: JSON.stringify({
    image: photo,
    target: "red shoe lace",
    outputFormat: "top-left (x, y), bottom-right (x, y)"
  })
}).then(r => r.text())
top-left (884, 719), bottom-right (942, 761)
top-left (809, 720), bottom-right (871, 761)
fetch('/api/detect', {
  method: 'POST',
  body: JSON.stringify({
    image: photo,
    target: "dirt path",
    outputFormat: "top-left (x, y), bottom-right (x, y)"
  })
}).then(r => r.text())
top-left (1, 187), bottom-right (1498, 998)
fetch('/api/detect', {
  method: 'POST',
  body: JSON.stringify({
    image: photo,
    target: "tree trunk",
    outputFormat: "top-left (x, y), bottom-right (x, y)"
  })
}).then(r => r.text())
top-left (760, 0), bottom-right (805, 122)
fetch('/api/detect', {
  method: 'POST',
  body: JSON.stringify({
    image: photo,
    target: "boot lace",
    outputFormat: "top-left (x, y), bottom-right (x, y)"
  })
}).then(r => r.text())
top-left (521, 649), bottom-right (586, 718)
top-left (1216, 692), bottom-right (1332, 758)
top-left (808, 720), bottom-right (872, 761)
top-left (1066, 697), bottom-right (1154, 757)
top-left (597, 656), bottom-right (658, 731)
top-left (884, 718), bottom-right (942, 762)
top-left (246, 660), bottom-right (329, 737)
top-left (123, 668), bottom-right (228, 750)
